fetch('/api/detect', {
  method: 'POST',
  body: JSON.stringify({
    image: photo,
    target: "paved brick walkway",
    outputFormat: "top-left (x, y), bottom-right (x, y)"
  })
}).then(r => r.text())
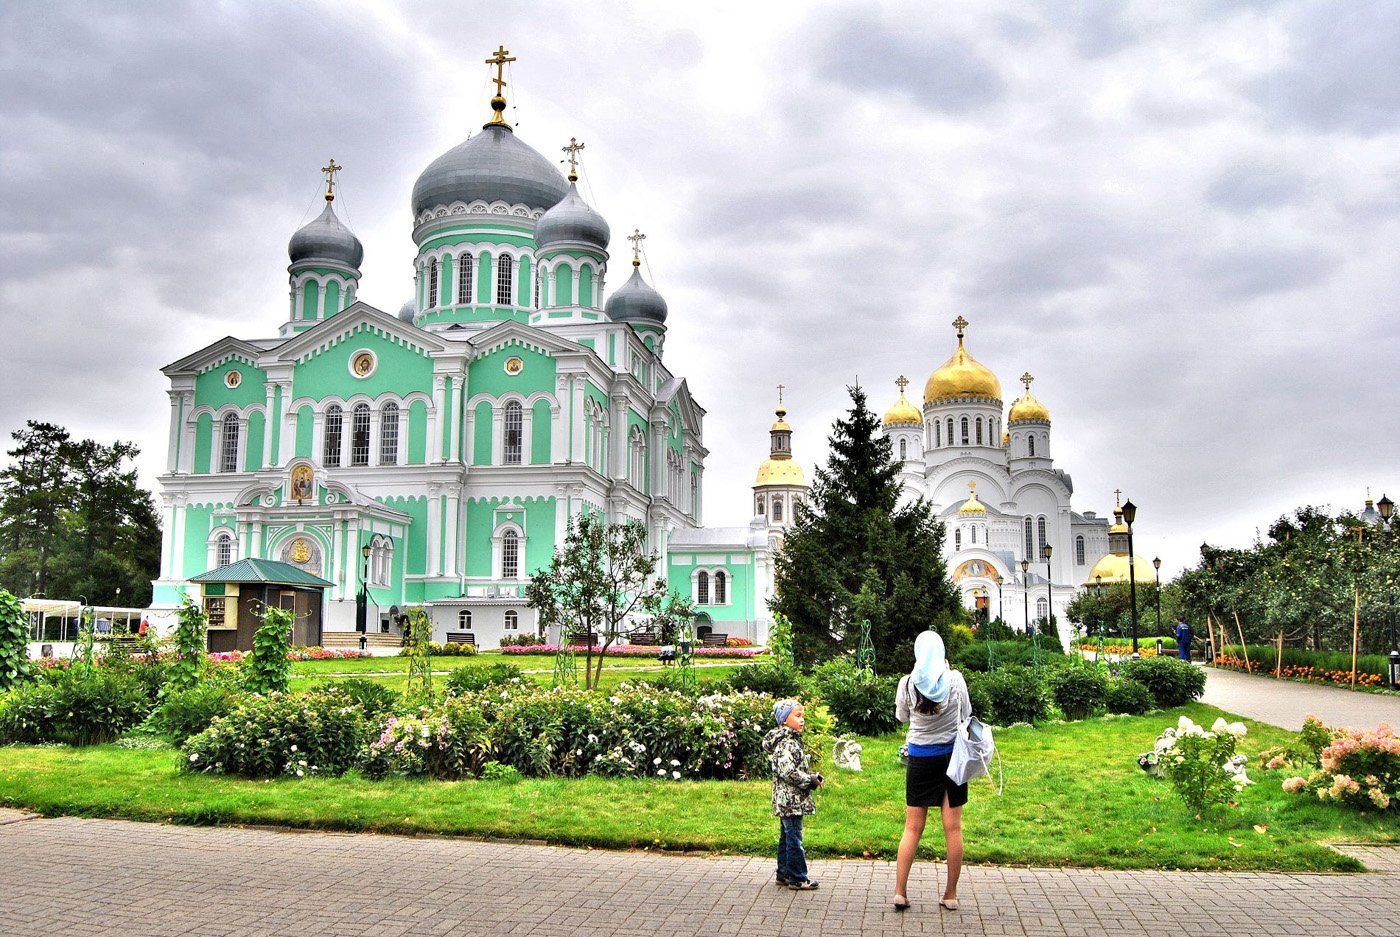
top-left (1200, 666), bottom-right (1400, 731)
top-left (2, 810), bottom-right (1396, 936)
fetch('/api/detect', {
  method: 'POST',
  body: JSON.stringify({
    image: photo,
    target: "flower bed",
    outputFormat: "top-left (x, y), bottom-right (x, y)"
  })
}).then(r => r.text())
top-left (500, 643), bottom-right (769, 659)
top-left (1212, 654), bottom-right (1384, 688)
top-left (1275, 720), bottom-right (1399, 812)
top-left (1078, 643), bottom-right (1161, 657)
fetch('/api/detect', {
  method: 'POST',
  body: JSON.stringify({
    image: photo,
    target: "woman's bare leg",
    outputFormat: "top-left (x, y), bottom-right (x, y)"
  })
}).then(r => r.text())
top-left (893, 806), bottom-right (928, 902)
top-left (940, 796), bottom-right (964, 901)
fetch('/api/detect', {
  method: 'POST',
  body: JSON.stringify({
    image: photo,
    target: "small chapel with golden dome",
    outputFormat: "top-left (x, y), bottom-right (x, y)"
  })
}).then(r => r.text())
top-left (879, 316), bottom-right (1120, 641)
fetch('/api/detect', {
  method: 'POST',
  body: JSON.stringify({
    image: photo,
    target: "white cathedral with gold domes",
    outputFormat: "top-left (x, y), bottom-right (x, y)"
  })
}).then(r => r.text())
top-left (149, 49), bottom-right (800, 649)
top-left (879, 316), bottom-right (1132, 643)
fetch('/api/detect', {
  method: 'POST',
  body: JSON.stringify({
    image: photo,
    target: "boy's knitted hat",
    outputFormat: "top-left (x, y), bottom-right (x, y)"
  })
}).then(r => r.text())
top-left (773, 699), bottom-right (799, 726)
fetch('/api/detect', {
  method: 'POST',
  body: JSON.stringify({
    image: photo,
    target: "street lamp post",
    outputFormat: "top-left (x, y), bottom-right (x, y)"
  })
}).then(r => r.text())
top-left (356, 544), bottom-right (371, 651)
top-left (1153, 556), bottom-right (1162, 639)
top-left (1041, 544), bottom-right (1053, 637)
top-left (1122, 498), bottom-right (1140, 657)
top-left (1020, 559), bottom-right (1030, 635)
top-left (1093, 574), bottom-right (1105, 664)
top-left (1377, 494), bottom-right (1398, 690)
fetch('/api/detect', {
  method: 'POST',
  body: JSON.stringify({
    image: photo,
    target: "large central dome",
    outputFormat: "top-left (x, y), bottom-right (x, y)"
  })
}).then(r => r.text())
top-left (924, 317), bottom-right (1001, 404)
top-left (411, 124), bottom-right (570, 217)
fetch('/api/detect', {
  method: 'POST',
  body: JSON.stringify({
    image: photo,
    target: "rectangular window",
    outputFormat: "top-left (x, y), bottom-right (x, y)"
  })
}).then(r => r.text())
top-left (428, 260), bottom-right (439, 308)
top-left (379, 405), bottom-right (399, 465)
top-left (325, 407), bottom-right (342, 467)
top-left (496, 254), bottom-right (513, 305)
top-left (503, 403), bottom-right (523, 465)
top-left (1037, 517), bottom-right (1048, 556)
top-left (502, 533), bottom-right (519, 579)
top-left (351, 406), bottom-right (371, 466)
top-left (221, 417), bottom-right (239, 473)
top-left (456, 255), bottom-right (472, 304)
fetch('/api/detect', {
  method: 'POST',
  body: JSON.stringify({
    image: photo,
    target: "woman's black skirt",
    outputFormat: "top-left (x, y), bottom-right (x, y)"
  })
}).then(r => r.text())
top-left (905, 753), bottom-right (969, 809)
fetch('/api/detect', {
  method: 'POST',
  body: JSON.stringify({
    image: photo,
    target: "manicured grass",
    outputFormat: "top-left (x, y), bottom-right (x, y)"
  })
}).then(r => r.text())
top-left (1, 703), bottom-right (1391, 871)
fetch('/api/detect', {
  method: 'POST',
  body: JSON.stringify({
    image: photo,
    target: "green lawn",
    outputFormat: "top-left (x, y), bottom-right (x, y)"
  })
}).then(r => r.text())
top-left (1, 703), bottom-right (1391, 871)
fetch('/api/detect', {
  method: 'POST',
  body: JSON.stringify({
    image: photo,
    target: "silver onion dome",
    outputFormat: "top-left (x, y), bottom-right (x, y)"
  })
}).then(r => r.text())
top-left (534, 182), bottom-right (610, 251)
top-left (411, 124), bottom-right (569, 217)
top-left (397, 300), bottom-right (416, 322)
top-left (288, 202), bottom-right (364, 268)
top-left (604, 264), bottom-right (668, 325)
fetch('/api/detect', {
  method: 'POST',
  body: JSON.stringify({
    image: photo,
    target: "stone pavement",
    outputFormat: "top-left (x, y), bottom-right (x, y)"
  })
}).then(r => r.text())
top-left (2, 809), bottom-right (1397, 936)
top-left (1200, 665), bottom-right (1400, 731)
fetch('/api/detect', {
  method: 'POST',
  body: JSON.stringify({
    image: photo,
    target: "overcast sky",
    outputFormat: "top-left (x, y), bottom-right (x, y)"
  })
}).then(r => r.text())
top-left (2, 0), bottom-right (1396, 577)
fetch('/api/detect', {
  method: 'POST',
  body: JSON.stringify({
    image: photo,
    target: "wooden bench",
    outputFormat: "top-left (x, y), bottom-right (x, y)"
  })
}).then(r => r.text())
top-left (445, 632), bottom-right (477, 648)
top-left (700, 632), bottom-right (729, 647)
top-left (629, 630), bottom-right (659, 646)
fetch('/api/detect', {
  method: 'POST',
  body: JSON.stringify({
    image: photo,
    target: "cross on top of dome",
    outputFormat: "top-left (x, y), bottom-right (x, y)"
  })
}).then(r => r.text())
top-left (485, 45), bottom-right (517, 126)
top-left (562, 137), bottom-right (585, 182)
top-left (321, 158), bottom-right (341, 202)
top-left (952, 315), bottom-right (969, 339)
top-left (895, 375), bottom-right (909, 394)
top-left (627, 228), bottom-right (646, 267)
top-left (1021, 372), bottom-right (1034, 393)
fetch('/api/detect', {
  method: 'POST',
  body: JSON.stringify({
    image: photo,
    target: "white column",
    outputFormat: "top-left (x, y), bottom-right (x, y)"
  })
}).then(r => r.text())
top-left (443, 491), bottom-right (460, 574)
top-left (279, 385), bottom-right (295, 463)
top-left (552, 375), bottom-right (569, 462)
top-left (331, 522), bottom-right (345, 601)
top-left (177, 394), bottom-right (196, 474)
top-left (650, 422), bottom-right (667, 498)
top-left (430, 375), bottom-right (446, 463)
top-left (165, 392), bottom-right (183, 472)
top-left (448, 377), bottom-right (462, 463)
top-left (609, 392), bottom-right (628, 481)
top-left (427, 485), bottom-right (442, 577)
top-left (570, 378), bottom-right (585, 463)
top-left (263, 384), bottom-right (277, 468)
top-left (170, 496), bottom-right (188, 579)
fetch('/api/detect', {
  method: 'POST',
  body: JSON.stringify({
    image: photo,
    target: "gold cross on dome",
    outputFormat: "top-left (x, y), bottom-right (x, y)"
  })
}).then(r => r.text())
top-left (1020, 372), bottom-right (1034, 394)
top-left (895, 375), bottom-right (909, 396)
top-left (627, 228), bottom-right (646, 264)
top-left (321, 158), bottom-right (342, 202)
top-left (969, 480), bottom-right (977, 496)
top-left (777, 383), bottom-right (786, 407)
top-left (952, 315), bottom-right (969, 338)
top-left (1114, 488), bottom-right (1122, 507)
top-left (562, 137), bottom-right (585, 180)
top-left (486, 46), bottom-right (515, 94)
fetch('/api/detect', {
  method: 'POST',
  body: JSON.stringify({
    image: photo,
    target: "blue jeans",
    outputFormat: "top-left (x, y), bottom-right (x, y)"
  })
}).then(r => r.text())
top-left (777, 815), bottom-right (808, 883)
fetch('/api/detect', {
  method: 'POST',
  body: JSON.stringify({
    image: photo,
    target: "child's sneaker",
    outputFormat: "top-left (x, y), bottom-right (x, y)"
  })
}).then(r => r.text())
top-left (775, 876), bottom-right (790, 886)
top-left (788, 879), bottom-right (820, 891)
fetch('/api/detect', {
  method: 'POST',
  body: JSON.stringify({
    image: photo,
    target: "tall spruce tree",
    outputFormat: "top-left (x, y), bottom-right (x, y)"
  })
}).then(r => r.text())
top-left (771, 385), bottom-right (960, 673)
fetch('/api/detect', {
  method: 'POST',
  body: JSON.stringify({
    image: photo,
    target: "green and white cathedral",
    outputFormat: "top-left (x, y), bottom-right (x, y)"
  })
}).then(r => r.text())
top-left (151, 55), bottom-right (802, 649)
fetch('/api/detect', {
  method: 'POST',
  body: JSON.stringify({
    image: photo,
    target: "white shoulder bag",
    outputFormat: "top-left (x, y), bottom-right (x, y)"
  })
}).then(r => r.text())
top-left (947, 715), bottom-right (1003, 794)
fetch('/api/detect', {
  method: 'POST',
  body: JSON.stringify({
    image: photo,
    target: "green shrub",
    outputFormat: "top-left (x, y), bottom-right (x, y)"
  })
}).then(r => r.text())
top-left (954, 639), bottom-right (1065, 673)
top-left (332, 677), bottom-right (401, 720)
top-left (977, 618), bottom-right (1016, 641)
top-left (808, 658), bottom-right (899, 736)
top-left (0, 589), bottom-right (32, 692)
top-left (418, 641), bottom-right (478, 657)
top-left (164, 597), bottom-right (208, 696)
top-left (182, 687), bottom-right (370, 778)
top-left (1050, 667), bottom-right (1108, 721)
top-left (149, 682), bottom-right (243, 742)
top-left (946, 624), bottom-right (976, 660)
top-left (723, 663), bottom-right (804, 698)
top-left (1119, 657), bottom-right (1205, 708)
top-left (95, 642), bottom-right (167, 704)
top-left (1218, 644), bottom-right (1387, 679)
top-left (480, 760), bottom-right (523, 783)
top-left (978, 667), bottom-right (1050, 725)
top-left (1104, 678), bottom-right (1154, 715)
top-left (445, 662), bottom-right (524, 696)
top-left (630, 668), bottom-right (719, 695)
top-left (243, 607), bottom-right (293, 695)
top-left (363, 699), bottom-right (493, 780)
top-left (962, 670), bottom-right (992, 721)
top-left (0, 668), bottom-right (153, 746)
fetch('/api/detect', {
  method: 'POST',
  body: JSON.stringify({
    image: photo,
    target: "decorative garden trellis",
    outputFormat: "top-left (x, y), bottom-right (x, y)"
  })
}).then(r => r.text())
top-left (678, 618), bottom-right (696, 693)
top-left (553, 627), bottom-right (578, 687)
top-left (855, 618), bottom-right (876, 672)
top-left (403, 608), bottom-right (434, 704)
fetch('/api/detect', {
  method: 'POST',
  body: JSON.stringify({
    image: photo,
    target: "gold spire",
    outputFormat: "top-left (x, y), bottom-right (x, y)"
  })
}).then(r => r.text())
top-left (924, 316), bottom-right (1002, 404)
top-left (321, 158), bottom-right (342, 203)
top-left (756, 387), bottom-right (805, 487)
top-left (627, 228), bottom-right (646, 267)
top-left (772, 385), bottom-right (790, 431)
top-left (562, 137), bottom-right (585, 183)
top-left (1020, 371), bottom-right (1033, 394)
top-left (959, 480), bottom-right (987, 515)
top-left (883, 374), bottom-right (922, 426)
top-left (485, 45), bottom-right (517, 126)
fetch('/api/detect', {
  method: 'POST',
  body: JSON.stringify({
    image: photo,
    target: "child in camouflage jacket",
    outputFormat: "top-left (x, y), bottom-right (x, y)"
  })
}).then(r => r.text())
top-left (762, 699), bottom-right (823, 890)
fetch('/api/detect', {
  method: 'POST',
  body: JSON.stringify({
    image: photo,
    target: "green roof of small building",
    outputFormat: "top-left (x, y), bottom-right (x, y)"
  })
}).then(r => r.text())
top-left (190, 558), bottom-right (334, 588)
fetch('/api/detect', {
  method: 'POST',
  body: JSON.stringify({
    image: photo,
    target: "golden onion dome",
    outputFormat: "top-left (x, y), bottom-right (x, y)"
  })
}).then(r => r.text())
top-left (924, 316), bottom-right (1001, 404)
top-left (883, 376), bottom-right (923, 426)
top-left (1082, 552), bottom-right (1157, 587)
top-left (1002, 430), bottom-right (1010, 446)
top-left (1008, 371), bottom-right (1051, 423)
top-left (958, 480), bottom-right (987, 515)
top-left (755, 459), bottom-right (807, 487)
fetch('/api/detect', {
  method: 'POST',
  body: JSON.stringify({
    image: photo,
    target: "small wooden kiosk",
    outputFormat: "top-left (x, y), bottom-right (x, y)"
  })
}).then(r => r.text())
top-left (190, 559), bottom-right (333, 652)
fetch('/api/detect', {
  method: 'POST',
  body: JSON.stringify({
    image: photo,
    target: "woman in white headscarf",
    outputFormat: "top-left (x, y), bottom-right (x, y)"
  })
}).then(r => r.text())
top-left (892, 630), bottom-right (971, 912)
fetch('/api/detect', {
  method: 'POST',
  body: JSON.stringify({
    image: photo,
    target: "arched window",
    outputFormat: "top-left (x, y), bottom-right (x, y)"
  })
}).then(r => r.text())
top-left (220, 414), bottom-right (239, 472)
top-left (960, 417), bottom-right (969, 446)
top-left (1036, 597), bottom-right (1049, 623)
top-left (955, 528), bottom-right (962, 551)
top-left (503, 401), bottom-right (523, 465)
top-left (1037, 516), bottom-right (1048, 555)
top-left (773, 497), bottom-right (784, 522)
top-left (975, 417), bottom-right (983, 445)
top-left (899, 438), bottom-right (907, 461)
top-left (501, 529), bottom-right (519, 579)
top-left (504, 610), bottom-right (519, 631)
top-left (714, 571), bottom-right (727, 604)
top-left (935, 421), bottom-right (941, 447)
top-left (697, 571), bottom-right (710, 605)
top-left (756, 497), bottom-right (765, 516)
top-left (427, 259), bottom-right (439, 308)
top-left (458, 610), bottom-right (472, 630)
top-left (533, 268), bottom-right (541, 307)
top-left (496, 253), bottom-right (514, 305)
top-left (350, 403), bottom-right (371, 466)
top-left (379, 403), bottom-right (399, 465)
top-left (946, 418), bottom-right (953, 447)
top-left (1075, 535), bottom-right (1086, 566)
top-left (1028, 435), bottom-right (1036, 457)
top-left (1023, 517), bottom-right (1033, 560)
top-left (216, 533), bottom-right (233, 567)
top-left (456, 255), bottom-right (473, 304)
top-left (971, 526), bottom-right (977, 545)
top-left (324, 405), bottom-right (343, 467)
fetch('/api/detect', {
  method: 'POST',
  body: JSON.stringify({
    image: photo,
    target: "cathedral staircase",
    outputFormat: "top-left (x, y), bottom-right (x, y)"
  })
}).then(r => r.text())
top-left (321, 630), bottom-right (403, 650)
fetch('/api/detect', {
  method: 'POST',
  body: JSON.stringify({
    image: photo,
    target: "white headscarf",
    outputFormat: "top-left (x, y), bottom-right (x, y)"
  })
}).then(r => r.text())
top-left (911, 630), bottom-right (950, 704)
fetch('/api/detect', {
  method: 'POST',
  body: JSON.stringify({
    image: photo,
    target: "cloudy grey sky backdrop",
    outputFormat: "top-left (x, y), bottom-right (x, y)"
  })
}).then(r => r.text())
top-left (2, 0), bottom-right (1396, 577)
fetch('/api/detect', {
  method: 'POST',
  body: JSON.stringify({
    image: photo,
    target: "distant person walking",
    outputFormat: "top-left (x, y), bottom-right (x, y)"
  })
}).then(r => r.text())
top-left (762, 699), bottom-right (823, 891)
top-left (1174, 616), bottom-right (1192, 661)
top-left (893, 631), bottom-right (970, 913)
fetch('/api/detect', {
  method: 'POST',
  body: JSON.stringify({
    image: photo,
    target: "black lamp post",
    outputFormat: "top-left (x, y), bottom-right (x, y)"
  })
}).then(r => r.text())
top-left (356, 544), bottom-right (371, 644)
top-left (1041, 544), bottom-right (1053, 636)
top-left (1122, 498), bottom-right (1139, 657)
top-left (1020, 558), bottom-right (1030, 635)
top-left (1094, 574), bottom-right (1104, 639)
top-left (1153, 556), bottom-right (1162, 638)
top-left (1378, 494), bottom-right (1399, 690)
